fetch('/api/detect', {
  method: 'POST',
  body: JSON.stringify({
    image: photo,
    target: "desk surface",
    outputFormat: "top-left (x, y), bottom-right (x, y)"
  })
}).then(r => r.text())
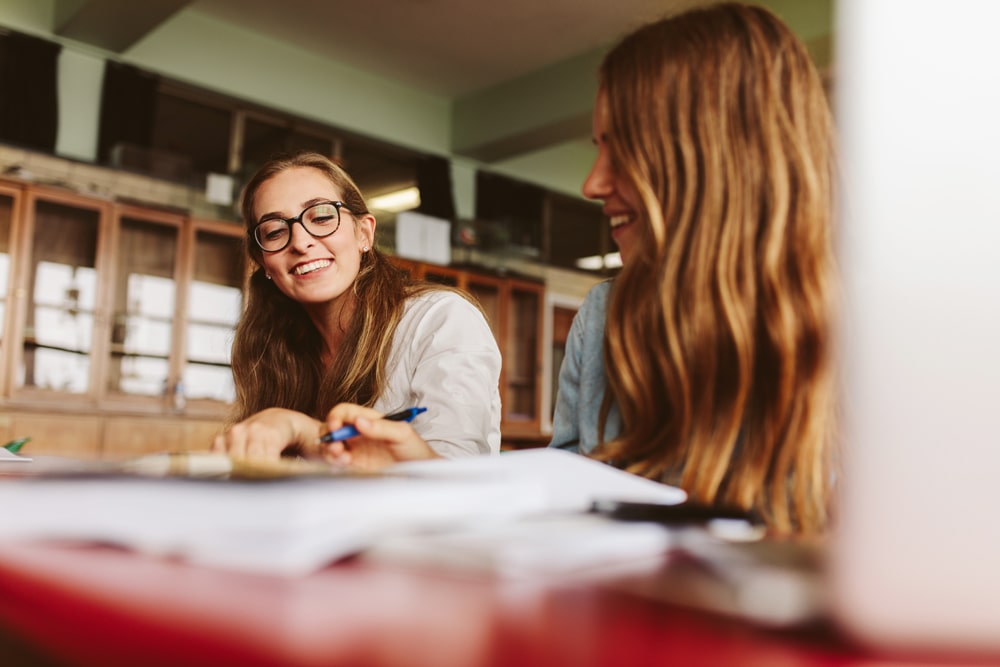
top-left (0, 542), bottom-right (991, 667)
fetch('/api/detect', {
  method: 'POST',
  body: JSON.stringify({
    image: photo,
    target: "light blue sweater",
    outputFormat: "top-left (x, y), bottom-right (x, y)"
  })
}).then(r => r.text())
top-left (548, 280), bottom-right (621, 454)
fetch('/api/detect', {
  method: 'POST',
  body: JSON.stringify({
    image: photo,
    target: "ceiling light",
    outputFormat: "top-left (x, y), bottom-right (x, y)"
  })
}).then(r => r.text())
top-left (368, 186), bottom-right (421, 213)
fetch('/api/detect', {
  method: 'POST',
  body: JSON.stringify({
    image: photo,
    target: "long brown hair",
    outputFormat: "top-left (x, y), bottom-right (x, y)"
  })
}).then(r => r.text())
top-left (594, 3), bottom-right (837, 534)
top-left (230, 151), bottom-right (443, 422)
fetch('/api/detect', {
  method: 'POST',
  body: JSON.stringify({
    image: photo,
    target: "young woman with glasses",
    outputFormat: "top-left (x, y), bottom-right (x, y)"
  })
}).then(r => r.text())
top-left (212, 151), bottom-right (501, 468)
top-left (550, 3), bottom-right (838, 536)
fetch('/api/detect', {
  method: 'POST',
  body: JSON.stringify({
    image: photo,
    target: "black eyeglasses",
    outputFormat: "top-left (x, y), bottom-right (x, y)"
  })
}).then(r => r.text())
top-left (251, 201), bottom-right (349, 252)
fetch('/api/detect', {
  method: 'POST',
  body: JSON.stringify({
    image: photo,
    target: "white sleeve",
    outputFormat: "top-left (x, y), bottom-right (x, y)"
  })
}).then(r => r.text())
top-left (376, 291), bottom-right (502, 457)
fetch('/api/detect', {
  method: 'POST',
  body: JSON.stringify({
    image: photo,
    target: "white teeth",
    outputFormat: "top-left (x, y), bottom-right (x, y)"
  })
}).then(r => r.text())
top-left (292, 259), bottom-right (332, 275)
top-left (609, 214), bottom-right (632, 228)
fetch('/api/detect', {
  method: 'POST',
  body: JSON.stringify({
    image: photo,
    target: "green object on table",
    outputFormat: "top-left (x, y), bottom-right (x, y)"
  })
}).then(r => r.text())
top-left (2, 437), bottom-right (30, 454)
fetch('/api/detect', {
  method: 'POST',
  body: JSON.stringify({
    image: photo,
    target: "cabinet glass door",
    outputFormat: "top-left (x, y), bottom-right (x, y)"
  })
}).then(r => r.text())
top-left (504, 281), bottom-right (543, 432)
top-left (183, 226), bottom-right (244, 404)
top-left (20, 199), bottom-right (101, 394)
top-left (107, 214), bottom-right (180, 397)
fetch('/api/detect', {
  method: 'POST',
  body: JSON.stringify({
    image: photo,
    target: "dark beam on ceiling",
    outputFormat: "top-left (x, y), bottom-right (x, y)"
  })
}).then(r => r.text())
top-left (54, 0), bottom-right (194, 53)
top-left (452, 48), bottom-right (604, 163)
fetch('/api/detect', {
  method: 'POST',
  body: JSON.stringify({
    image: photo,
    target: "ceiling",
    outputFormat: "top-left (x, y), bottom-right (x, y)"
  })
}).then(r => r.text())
top-left (56, 0), bottom-right (714, 98)
top-left (42, 0), bottom-right (832, 190)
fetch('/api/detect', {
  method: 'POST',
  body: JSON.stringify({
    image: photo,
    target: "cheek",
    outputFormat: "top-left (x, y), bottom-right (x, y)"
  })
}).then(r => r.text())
top-left (615, 223), bottom-right (642, 263)
top-left (259, 256), bottom-right (280, 276)
top-left (618, 181), bottom-right (643, 211)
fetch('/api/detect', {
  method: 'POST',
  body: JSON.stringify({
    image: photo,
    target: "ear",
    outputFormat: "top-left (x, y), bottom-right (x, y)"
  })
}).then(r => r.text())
top-left (357, 213), bottom-right (376, 250)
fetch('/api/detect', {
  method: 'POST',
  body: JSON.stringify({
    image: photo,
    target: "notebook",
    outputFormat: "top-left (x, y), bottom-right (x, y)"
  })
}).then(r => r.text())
top-left (830, 0), bottom-right (1000, 656)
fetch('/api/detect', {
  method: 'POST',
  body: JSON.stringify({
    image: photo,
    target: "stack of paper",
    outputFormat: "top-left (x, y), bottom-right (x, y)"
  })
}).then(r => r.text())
top-left (0, 449), bottom-right (684, 576)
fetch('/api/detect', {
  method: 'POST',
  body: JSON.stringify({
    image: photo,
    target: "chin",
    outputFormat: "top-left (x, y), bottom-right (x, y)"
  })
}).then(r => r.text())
top-left (612, 226), bottom-right (639, 265)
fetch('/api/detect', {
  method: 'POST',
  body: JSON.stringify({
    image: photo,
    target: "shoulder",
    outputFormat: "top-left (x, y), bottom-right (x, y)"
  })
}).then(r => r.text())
top-left (402, 289), bottom-right (482, 322)
top-left (573, 280), bottom-right (613, 331)
top-left (397, 289), bottom-right (495, 346)
top-left (582, 279), bottom-right (613, 311)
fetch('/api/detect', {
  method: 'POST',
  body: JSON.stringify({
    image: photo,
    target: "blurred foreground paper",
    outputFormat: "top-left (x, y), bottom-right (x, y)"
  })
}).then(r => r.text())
top-left (0, 449), bottom-right (683, 576)
top-left (366, 513), bottom-right (676, 580)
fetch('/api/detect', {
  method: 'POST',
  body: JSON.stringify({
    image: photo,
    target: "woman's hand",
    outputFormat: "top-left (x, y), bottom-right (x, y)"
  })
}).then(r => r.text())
top-left (211, 408), bottom-right (324, 461)
top-left (320, 403), bottom-right (441, 471)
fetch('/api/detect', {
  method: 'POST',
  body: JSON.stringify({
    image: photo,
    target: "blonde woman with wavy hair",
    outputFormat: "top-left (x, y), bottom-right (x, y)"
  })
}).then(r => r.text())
top-left (550, 3), bottom-right (836, 535)
top-left (213, 151), bottom-right (501, 467)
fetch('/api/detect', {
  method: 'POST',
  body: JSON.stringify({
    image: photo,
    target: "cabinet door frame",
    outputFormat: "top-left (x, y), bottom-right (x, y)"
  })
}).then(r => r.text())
top-left (8, 185), bottom-right (113, 408)
top-left (500, 276), bottom-right (546, 437)
top-left (0, 181), bottom-right (26, 399)
top-left (0, 182), bottom-right (243, 423)
top-left (181, 216), bottom-right (247, 418)
top-left (98, 202), bottom-right (187, 413)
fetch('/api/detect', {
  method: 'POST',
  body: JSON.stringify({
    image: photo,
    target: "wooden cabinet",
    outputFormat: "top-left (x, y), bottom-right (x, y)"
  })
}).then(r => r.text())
top-left (389, 257), bottom-right (546, 442)
top-left (0, 179), bottom-right (242, 458)
top-left (501, 278), bottom-right (545, 437)
top-left (0, 181), bottom-right (551, 456)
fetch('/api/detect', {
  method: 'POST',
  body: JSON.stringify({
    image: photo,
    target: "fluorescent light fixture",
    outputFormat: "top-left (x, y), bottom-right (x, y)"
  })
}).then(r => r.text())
top-left (368, 186), bottom-right (421, 212)
top-left (575, 252), bottom-right (622, 271)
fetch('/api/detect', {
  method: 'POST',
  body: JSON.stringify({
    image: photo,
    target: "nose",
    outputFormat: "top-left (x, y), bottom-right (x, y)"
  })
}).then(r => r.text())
top-left (287, 219), bottom-right (315, 252)
top-left (582, 149), bottom-right (613, 201)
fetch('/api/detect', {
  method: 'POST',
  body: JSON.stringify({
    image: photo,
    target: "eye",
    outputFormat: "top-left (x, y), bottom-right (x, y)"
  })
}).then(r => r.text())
top-left (258, 223), bottom-right (288, 242)
top-left (306, 204), bottom-right (338, 226)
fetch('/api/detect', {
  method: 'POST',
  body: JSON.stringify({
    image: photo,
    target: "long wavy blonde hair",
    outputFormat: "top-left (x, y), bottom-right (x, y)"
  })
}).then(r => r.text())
top-left (594, 3), bottom-right (837, 535)
top-left (230, 151), bottom-right (445, 422)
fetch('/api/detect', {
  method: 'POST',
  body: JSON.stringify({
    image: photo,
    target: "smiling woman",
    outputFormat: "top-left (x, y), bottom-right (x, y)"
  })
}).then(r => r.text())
top-left (211, 151), bottom-right (502, 469)
top-left (550, 3), bottom-right (837, 537)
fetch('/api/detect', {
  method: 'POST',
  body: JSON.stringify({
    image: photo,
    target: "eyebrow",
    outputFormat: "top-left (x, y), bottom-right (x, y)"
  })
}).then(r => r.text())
top-left (256, 197), bottom-right (337, 224)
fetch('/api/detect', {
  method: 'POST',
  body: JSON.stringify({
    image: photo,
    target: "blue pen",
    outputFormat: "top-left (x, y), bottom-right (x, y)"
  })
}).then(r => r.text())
top-left (318, 407), bottom-right (427, 444)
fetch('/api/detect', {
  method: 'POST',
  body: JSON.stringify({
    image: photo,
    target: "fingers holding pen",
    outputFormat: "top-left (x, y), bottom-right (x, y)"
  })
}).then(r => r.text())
top-left (319, 403), bottom-right (439, 469)
top-left (322, 403), bottom-right (385, 439)
top-left (318, 403), bottom-right (389, 469)
top-left (213, 403), bottom-right (440, 468)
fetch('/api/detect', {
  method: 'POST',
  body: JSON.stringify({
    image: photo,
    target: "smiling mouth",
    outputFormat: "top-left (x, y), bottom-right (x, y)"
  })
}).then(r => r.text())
top-left (609, 214), bottom-right (633, 229)
top-left (292, 259), bottom-right (332, 275)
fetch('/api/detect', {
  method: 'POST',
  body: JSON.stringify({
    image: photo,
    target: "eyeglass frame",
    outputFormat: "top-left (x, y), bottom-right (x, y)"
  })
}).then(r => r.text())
top-left (250, 200), bottom-right (351, 252)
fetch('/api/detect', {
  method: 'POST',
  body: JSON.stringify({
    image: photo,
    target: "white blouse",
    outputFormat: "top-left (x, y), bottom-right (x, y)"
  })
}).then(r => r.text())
top-left (373, 290), bottom-right (501, 458)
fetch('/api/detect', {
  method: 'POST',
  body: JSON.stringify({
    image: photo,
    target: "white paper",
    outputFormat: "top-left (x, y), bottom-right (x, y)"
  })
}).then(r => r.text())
top-left (205, 172), bottom-right (234, 205)
top-left (366, 514), bottom-right (675, 579)
top-left (391, 448), bottom-right (686, 511)
top-left (395, 210), bottom-right (451, 265)
top-left (0, 449), bottom-right (684, 576)
top-left (0, 448), bottom-right (32, 462)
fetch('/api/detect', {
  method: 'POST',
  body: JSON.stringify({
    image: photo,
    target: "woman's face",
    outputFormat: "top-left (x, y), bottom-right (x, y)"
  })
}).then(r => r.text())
top-left (252, 166), bottom-right (375, 309)
top-left (581, 90), bottom-right (643, 265)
